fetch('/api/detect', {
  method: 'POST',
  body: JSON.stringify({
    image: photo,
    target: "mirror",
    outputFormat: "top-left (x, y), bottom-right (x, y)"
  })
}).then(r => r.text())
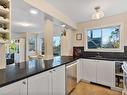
top-left (5, 0), bottom-right (63, 65)
top-left (6, 0), bottom-right (45, 65)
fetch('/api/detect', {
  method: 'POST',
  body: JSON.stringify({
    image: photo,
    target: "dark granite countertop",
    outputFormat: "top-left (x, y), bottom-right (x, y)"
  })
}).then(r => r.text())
top-left (82, 57), bottom-right (127, 61)
top-left (0, 56), bottom-right (78, 88)
top-left (1, 55), bottom-right (126, 88)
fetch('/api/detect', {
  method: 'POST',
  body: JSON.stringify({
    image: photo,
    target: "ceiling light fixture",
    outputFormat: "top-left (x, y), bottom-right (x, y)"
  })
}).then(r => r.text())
top-left (92, 6), bottom-right (104, 20)
top-left (30, 9), bottom-right (38, 15)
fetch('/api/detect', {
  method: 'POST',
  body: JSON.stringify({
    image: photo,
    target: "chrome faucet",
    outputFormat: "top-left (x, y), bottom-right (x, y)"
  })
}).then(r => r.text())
top-left (96, 53), bottom-right (102, 58)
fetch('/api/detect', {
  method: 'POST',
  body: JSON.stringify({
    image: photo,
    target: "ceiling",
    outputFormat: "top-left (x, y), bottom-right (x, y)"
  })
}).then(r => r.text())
top-left (12, 0), bottom-right (62, 35)
top-left (45, 0), bottom-right (127, 23)
top-left (12, 0), bottom-right (127, 34)
top-left (11, 0), bottom-right (45, 33)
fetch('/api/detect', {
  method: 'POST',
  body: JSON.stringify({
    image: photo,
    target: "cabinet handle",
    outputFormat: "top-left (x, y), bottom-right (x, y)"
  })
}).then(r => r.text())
top-left (53, 70), bottom-right (55, 71)
top-left (22, 81), bottom-right (26, 85)
top-left (49, 71), bottom-right (52, 73)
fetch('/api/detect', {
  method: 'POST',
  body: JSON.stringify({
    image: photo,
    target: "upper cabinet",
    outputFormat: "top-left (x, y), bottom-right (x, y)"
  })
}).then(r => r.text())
top-left (0, 0), bottom-right (11, 43)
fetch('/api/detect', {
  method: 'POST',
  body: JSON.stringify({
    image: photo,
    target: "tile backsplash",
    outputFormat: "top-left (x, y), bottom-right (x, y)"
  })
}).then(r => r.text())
top-left (73, 46), bottom-right (127, 59)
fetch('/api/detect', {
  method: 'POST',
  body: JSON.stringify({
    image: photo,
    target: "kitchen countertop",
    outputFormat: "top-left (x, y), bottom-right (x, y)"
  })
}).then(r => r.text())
top-left (0, 56), bottom-right (78, 88)
top-left (82, 57), bottom-right (127, 61)
top-left (0, 55), bottom-right (126, 88)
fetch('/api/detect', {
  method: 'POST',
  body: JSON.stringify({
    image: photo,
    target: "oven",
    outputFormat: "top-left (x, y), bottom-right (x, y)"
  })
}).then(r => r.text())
top-left (122, 62), bottom-right (127, 95)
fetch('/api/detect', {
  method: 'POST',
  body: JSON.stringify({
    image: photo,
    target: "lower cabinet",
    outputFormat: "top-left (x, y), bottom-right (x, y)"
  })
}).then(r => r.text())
top-left (77, 59), bottom-right (83, 83)
top-left (82, 59), bottom-right (115, 87)
top-left (96, 61), bottom-right (115, 87)
top-left (82, 59), bottom-right (97, 83)
top-left (52, 65), bottom-right (65, 95)
top-left (0, 79), bottom-right (27, 95)
top-left (28, 70), bottom-right (52, 95)
top-left (28, 65), bottom-right (65, 95)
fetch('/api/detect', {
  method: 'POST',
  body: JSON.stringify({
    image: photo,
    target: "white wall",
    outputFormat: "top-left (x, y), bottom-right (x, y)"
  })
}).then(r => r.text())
top-left (73, 12), bottom-right (127, 48)
top-left (11, 33), bottom-right (26, 39)
top-left (44, 19), bottom-right (54, 60)
top-left (0, 44), bottom-right (6, 69)
top-left (61, 28), bottom-right (73, 56)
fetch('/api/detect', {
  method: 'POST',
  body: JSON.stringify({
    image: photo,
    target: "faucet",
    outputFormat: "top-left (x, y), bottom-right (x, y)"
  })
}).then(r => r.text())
top-left (96, 53), bottom-right (102, 58)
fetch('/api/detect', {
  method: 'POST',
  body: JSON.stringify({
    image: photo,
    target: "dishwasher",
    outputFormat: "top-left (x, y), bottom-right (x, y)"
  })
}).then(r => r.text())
top-left (66, 60), bottom-right (77, 95)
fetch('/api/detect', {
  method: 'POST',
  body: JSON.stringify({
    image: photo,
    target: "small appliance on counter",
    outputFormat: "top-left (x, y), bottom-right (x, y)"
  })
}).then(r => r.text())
top-left (122, 62), bottom-right (127, 95)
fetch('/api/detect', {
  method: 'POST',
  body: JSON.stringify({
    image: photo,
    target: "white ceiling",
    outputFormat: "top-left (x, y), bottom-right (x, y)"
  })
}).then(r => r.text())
top-left (11, 0), bottom-right (62, 35)
top-left (45, 0), bottom-right (127, 23)
top-left (12, 0), bottom-right (127, 34)
top-left (11, 0), bottom-right (45, 33)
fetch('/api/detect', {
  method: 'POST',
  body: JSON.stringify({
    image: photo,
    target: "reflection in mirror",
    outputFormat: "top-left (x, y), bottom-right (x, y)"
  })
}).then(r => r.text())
top-left (6, 0), bottom-right (45, 65)
top-left (53, 25), bottom-right (62, 57)
top-left (28, 35), bottom-right (36, 52)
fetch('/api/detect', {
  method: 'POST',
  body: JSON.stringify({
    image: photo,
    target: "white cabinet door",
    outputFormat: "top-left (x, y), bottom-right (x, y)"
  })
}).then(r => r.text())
top-left (83, 59), bottom-right (97, 82)
top-left (97, 60), bottom-right (115, 87)
top-left (77, 59), bottom-right (83, 83)
top-left (0, 79), bottom-right (27, 95)
top-left (52, 65), bottom-right (65, 95)
top-left (28, 71), bottom-right (52, 95)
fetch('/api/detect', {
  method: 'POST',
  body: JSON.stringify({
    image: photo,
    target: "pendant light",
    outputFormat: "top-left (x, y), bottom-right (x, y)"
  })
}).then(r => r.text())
top-left (92, 6), bottom-right (104, 20)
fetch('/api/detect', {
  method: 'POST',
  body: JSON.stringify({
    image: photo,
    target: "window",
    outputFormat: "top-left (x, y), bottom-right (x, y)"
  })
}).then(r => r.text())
top-left (40, 38), bottom-right (44, 55)
top-left (87, 25), bottom-right (121, 50)
top-left (28, 35), bottom-right (36, 52)
top-left (53, 36), bottom-right (61, 56)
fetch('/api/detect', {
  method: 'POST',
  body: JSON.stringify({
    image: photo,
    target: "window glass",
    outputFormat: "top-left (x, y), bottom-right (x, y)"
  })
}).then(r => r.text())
top-left (88, 29), bottom-right (102, 49)
top-left (40, 38), bottom-right (44, 55)
top-left (102, 26), bottom-right (120, 48)
top-left (87, 26), bottom-right (120, 49)
top-left (29, 35), bottom-right (36, 52)
top-left (53, 36), bottom-right (61, 56)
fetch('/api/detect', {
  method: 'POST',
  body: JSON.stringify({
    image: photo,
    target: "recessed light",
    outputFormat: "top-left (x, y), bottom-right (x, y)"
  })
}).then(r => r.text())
top-left (17, 22), bottom-right (33, 27)
top-left (30, 9), bottom-right (38, 15)
top-left (61, 24), bottom-right (66, 28)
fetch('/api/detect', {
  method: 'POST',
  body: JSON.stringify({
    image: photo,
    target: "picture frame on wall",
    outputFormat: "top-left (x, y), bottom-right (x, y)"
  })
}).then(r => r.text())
top-left (76, 33), bottom-right (82, 40)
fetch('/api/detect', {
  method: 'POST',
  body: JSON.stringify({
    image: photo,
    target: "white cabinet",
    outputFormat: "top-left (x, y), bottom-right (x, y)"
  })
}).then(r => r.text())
top-left (96, 60), bottom-right (115, 87)
top-left (28, 65), bottom-right (65, 95)
top-left (0, 79), bottom-right (27, 95)
top-left (82, 59), bottom-right (115, 87)
top-left (28, 71), bottom-right (52, 95)
top-left (77, 59), bottom-right (83, 83)
top-left (82, 59), bottom-right (97, 83)
top-left (52, 65), bottom-right (65, 95)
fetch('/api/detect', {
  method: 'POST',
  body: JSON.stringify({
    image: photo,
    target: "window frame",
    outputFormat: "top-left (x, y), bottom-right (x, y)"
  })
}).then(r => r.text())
top-left (84, 23), bottom-right (124, 52)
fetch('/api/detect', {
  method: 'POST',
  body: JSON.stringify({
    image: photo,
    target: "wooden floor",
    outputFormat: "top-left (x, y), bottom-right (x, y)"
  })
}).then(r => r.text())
top-left (70, 82), bottom-right (122, 95)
